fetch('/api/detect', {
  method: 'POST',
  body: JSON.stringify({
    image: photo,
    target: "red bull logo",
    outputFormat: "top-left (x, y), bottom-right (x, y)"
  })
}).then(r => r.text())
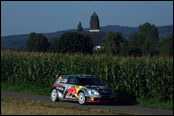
top-left (65, 85), bottom-right (83, 98)
top-left (66, 88), bottom-right (77, 98)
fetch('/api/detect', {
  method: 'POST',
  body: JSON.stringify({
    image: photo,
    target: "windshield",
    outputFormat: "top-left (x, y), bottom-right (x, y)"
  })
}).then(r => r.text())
top-left (77, 77), bottom-right (104, 85)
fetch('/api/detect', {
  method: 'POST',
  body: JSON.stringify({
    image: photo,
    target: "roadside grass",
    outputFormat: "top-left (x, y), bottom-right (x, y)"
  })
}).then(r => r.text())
top-left (1, 82), bottom-right (173, 110)
top-left (1, 82), bottom-right (50, 96)
top-left (1, 97), bottom-right (134, 115)
top-left (136, 98), bottom-right (173, 110)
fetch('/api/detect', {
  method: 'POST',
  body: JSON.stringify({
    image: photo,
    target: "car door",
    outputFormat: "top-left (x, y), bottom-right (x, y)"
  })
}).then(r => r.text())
top-left (64, 77), bottom-right (82, 99)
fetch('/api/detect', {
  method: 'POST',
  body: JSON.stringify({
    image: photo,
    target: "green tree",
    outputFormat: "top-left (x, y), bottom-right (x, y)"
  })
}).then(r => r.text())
top-left (120, 39), bottom-right (129, 56)
top-left (138, 23), bottom-right (159, 56)
top-left (77, 21), bottom-right (83, 32)
top-left (52, 32), bottom-right (93, 53)
top-left (138, 22), bottom-right (159, 41)
top-left (101, 32), bottom-right (125, 55)
top-left (159, 33), bottom-right (173, 56)
top-left (26, 32), bottom-right (50, 52)
top-left (49, 37), bottom-right (59, 52)
top-left (127, 32), bottom-right (146, 56)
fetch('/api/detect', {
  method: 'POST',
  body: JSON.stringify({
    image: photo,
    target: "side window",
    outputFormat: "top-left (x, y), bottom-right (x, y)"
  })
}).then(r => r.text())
top-left (58, 76), bottom-right (68, 84)
top-left (68, 77), bottom-right (79, 84)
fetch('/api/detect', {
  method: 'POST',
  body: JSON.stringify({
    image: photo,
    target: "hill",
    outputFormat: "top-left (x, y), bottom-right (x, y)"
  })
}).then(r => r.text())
top-left (1, 25), bottom-right (173, 50)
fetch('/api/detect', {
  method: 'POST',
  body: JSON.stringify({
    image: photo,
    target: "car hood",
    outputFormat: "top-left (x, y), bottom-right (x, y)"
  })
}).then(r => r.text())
top-left (84, 85), bottom-right (112, 90)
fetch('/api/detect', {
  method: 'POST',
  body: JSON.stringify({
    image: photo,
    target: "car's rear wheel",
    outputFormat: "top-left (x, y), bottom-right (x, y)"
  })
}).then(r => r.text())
top-left (51, 89), bottom-right (59, 102)
top-left (78, 92), bottom-right (86, 105)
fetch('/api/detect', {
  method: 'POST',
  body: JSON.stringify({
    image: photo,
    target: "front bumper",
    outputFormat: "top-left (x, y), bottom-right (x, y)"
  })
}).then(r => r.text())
top-left (86, 96), bottom-right (116, 103)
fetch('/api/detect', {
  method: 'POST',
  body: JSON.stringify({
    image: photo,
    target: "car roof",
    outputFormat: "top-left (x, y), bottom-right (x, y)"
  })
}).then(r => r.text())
top-left (59, 74), bottom-right (93, 78)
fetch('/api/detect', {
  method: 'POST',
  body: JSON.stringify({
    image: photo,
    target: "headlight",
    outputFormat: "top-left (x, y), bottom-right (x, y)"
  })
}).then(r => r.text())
top-left (87, 89), bottom-right (99, 95)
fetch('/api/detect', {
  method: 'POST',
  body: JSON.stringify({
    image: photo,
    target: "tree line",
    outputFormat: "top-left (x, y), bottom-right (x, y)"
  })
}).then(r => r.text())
top-left (26, 22), bottom-right (173, 57)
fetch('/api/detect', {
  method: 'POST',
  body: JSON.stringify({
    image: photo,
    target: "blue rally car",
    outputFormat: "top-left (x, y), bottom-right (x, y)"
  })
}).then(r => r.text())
top-left (50, 74), bottom-right (117, 105)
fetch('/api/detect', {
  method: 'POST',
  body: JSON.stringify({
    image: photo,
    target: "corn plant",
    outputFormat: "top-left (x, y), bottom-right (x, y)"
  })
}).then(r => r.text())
top-left (1, 50), bottom-right (173, 101)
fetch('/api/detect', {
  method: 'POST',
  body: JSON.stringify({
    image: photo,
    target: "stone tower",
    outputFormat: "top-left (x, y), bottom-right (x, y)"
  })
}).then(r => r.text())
top-left (89, 11), bottom-right (100, 32)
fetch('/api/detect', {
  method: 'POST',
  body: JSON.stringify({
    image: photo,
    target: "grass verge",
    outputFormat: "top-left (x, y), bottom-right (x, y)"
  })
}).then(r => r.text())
top-left (136, 97), bottom-right (173, 110)
top-left (1, 82), bottom-right (173, 110)
top-left (1, 97), bottom-right (134, 115)
top-left (1, 82), bottom-right (50, 96)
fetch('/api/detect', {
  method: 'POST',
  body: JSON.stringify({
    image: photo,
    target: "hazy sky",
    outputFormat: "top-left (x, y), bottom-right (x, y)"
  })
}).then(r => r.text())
top-left (1, 1), bottom-right (173, 36)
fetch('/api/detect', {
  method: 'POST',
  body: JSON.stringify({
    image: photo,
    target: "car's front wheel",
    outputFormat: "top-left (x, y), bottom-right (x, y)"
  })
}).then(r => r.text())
top-left (78, 92), bottom-right (86, 105)
top-left (51, 89), bottom-right (59, 102)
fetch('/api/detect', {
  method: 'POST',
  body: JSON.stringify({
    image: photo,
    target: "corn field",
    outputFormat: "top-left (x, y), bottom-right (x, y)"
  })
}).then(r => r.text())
top-left (1, 50), bottom-right (173, 101)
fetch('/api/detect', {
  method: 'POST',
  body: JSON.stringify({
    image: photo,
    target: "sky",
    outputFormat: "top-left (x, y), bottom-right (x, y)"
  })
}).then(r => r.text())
top-left (1, 1), bottom-right (173, 36)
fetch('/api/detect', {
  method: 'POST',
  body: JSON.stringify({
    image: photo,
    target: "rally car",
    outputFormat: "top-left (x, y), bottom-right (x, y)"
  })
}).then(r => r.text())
top-left (50, 74), bottom-right (116, 105)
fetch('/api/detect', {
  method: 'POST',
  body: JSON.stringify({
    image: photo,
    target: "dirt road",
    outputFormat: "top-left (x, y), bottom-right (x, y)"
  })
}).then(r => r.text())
top-left (1, 90), bottom-right (173, 115)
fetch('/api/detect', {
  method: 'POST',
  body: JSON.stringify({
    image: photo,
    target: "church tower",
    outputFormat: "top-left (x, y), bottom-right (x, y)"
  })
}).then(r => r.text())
top-left (89, 11), bottom-right (100, 32)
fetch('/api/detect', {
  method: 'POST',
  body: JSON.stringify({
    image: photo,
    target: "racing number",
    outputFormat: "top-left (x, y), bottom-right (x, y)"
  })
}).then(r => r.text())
top-left (58, 77), bottom-right (63, 83)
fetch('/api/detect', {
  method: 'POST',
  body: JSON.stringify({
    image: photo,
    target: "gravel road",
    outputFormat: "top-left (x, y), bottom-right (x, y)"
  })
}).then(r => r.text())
top-left (1, 90), bottom-right (173, 115)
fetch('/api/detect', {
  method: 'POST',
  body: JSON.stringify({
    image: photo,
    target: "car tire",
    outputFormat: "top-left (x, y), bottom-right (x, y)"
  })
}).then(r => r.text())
top-left (51, 89), bottom-right (59, 102)
top-left (78, 92), bottom-right (86, 105)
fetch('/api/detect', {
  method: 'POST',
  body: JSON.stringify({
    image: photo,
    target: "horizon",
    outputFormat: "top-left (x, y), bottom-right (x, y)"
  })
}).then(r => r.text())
top-left (1, 24), bottom-right (173, 37)
top-left (1, 1), bottom-right (173, 36)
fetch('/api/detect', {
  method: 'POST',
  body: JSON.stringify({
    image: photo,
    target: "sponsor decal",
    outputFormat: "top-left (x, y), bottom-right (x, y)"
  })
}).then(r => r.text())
top-left (90, 97), bottom-right (94, 101)
top-left (56, 87), bottom-right (63, 91)
top-left (66, 88), bottom-right (77, 98)
top-left (87, 97), bottom-right (95, 102)
top-left (53, 84), bottom-right (63, 88)
top-left (73, 85), bottom-right (83, 98)
top-left (53, 84), bottom-right (64, 92)
top-left (65, 85), bottom-right (83, 98)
